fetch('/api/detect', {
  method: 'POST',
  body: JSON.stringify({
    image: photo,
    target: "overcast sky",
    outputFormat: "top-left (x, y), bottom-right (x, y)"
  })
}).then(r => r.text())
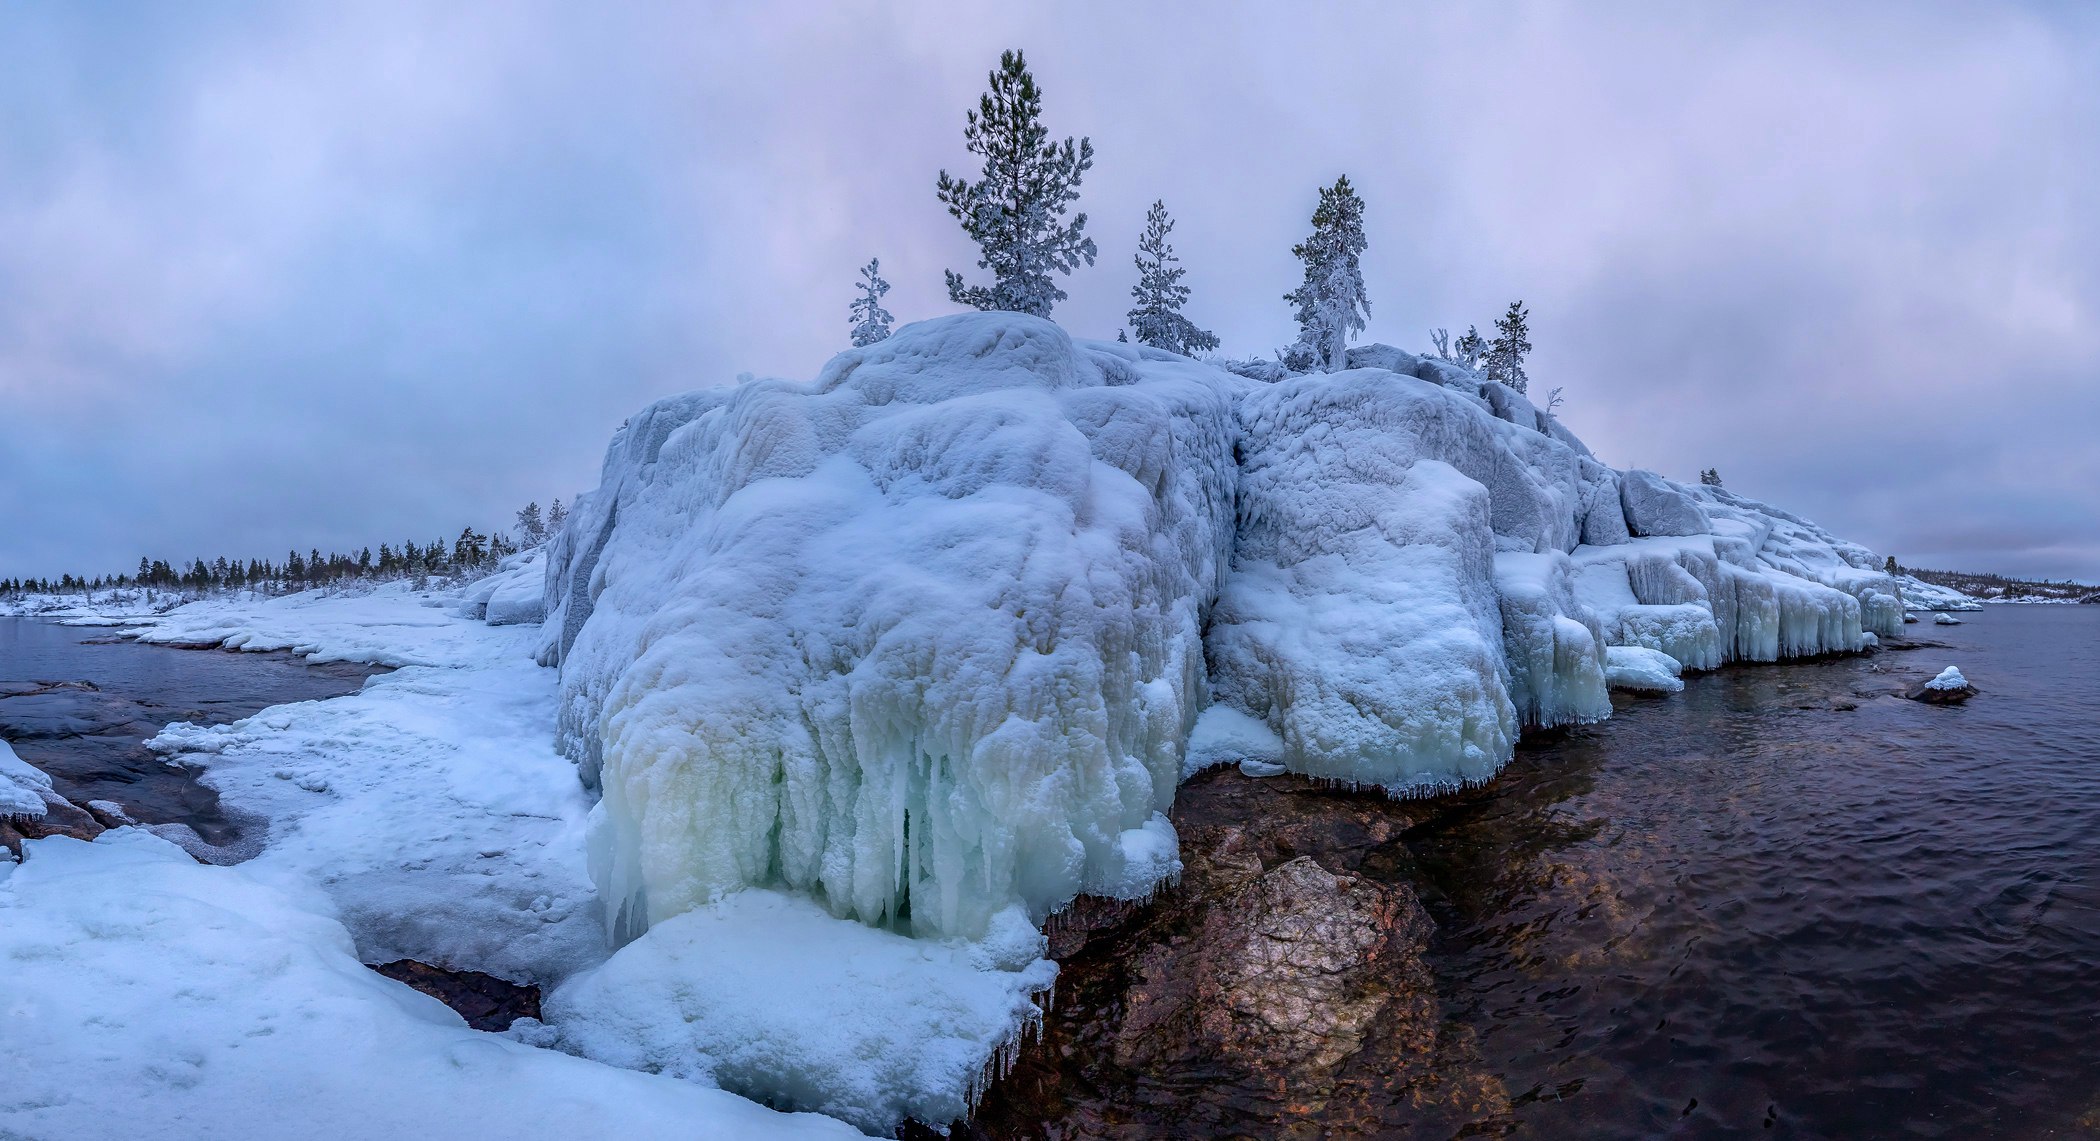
top-left (4, 2), bottom-right (2096, 582)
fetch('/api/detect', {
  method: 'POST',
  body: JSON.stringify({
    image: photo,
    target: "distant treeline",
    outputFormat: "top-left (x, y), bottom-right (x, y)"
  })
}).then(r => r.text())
top-left (1902, 565), bottom-right (2098, 602)
top-left (3, 500), bottom-right (565, 598)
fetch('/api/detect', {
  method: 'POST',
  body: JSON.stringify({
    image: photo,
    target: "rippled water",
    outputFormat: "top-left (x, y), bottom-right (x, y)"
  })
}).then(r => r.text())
top-left (0, 617), bottom-right (374, 842)
top-left (1410, 605), bottom-right (2100, 1137)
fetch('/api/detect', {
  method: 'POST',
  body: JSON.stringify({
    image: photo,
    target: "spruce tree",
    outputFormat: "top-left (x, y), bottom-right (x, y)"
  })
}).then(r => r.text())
top-left (936, 50), bottom-right (1097, 317)
top-left (848, 258), bottom-right (894, 346)
top-left (1485, 300), bottom-right (1532, 393)
top-left (1700, 468), bottom-right (1724, 488)
top-left (1283, 176), bottom-right (1369, 372)
top-left (1126, 200), bottom-right (1219, 356)
top-left (1453, 325), bottom-right (1486, 370)
top-left (547, 499), bottom-right (567, 531)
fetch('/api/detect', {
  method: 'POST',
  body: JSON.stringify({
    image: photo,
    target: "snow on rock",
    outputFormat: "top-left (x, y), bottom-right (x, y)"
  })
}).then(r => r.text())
top-left (540, 314), bottom-right (1235, 945)
top-left (1896, 574), bottom-right (1982, 612)
top-left (1934, 612), bottom-right (1964, 625)
top-left (1925, 665), bottom-right (1969, 690)
top-left (525, 890), bottom-right (1056, 1134)
top-left (1604, 646), bottom-right (1685, 694)
top-left (1182, 705), bottom-right (1288, 779)
top-left (1619, 469), bottom-right (1711, 537)
top-left (139, 582), bottom-right (499, 669)
top-left (0, 831), bottom-right (859, 1141)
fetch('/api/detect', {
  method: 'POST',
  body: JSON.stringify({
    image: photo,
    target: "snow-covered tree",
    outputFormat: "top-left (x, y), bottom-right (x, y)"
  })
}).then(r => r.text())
top-left (848, 257), bottom-right (893, 346)
top-left (1126, 200), bottom-right (1218, 356)
top-left (548, 498), bottom-right (568, 532)
top-left (1484, 300), bottom-right (1532, 393)
top-left (1283, 176), bottom-right (1369, 372)
top-left (516, 502), bottom-right (545, 545)
top-left (936, 50), bottom-right (1097, 317)
top-left (1453, 325), bottom-right (1486, 369)
top-left (1700, 468), bottom-right (1724, 488)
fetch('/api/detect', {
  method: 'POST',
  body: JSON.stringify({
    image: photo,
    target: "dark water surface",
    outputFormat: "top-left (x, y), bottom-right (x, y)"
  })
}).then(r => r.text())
top-left (0, 617), bottom-right (375, 842)
top-left (1410, 605), bottom-right (2100, 1137)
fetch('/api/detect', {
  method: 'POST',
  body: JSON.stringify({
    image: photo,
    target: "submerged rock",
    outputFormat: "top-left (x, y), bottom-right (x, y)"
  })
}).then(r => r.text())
top-left (933, 767), bottom-right (1509, 1139)
top-left (370, 959), bottom-right (542, 1031)
top-left (1907, 666), bottom-right (1977, 704)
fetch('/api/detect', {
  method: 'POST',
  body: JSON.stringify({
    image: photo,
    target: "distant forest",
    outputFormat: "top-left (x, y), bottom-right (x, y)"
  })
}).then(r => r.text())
top-left (1903, 566), bottom-right (2099, 603)
top-left (2, 500), bottom-right (564, 599)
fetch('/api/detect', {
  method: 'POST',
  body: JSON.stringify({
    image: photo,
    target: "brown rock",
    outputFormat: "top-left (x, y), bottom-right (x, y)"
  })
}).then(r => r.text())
top-left (923, 768), bottom-right (1510, 1140)
top-left (3, 791), bottom-right (105, 859)
top-left (370, 959), bottom-right (542, 1031)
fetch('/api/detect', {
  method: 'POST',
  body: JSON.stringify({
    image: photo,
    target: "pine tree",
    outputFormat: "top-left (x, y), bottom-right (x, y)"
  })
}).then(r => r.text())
top-left (936, 50), bottom-right (1097, 317)
top-left (1485, 300), bottom-right (1532, 393)
top-left (1126, 200), bottom-right (1219, 356)
top-left (1884, 556), bottom-right (1899, 576)
top-left (1699, 468), bottom-right (1724, 488)
top-left (848, 258), bottom-right (894, 346)
top-left (547, 499), bottom-right (567, 532)
top-left (1283, 176), bottom-right (1370, 373)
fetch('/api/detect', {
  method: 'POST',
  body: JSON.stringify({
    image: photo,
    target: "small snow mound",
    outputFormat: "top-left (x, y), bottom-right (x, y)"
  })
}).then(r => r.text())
top-left (1933, 612), bottom-right (1963, 625)
top-left (534, 889), bottom-right (1057, 1135)
top-left (1183, 705), bottom-right (1287, 779)
top-left (1604, 646), bottom-right (1686, 694)
top-left (1925, 666), bottom-right (1969, 691)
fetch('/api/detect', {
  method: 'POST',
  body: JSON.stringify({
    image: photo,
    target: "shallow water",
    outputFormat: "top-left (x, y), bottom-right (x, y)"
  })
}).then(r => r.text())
top-left (1409, 605), bottom-right (2100, 1137)
top-left (0, 617), bottom-right (375, 843)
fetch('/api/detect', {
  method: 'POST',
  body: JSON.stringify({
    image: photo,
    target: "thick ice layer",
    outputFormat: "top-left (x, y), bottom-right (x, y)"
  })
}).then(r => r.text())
top-left (0, 831), bottom-right (858, 1140)
top-left (543, 314), bottom-right (1235, 942)
top-left (1604, 645), bottom-right (1685, 693)
top-left (1493, 552), bottom-right (1612, 730)
top-left (527, 890), bottom-right (1056, 1134)
top-left (2, 739), bottom-right (53, 821)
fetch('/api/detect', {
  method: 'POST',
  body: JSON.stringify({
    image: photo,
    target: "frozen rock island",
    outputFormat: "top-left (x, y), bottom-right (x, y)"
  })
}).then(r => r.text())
top-left (537, 312), bottom-right (1905, 958)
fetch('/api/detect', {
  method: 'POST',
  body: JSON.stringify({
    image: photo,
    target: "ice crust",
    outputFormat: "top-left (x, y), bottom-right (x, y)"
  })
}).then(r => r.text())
top-left (1604, 645), bottom-right (1686, 693)
top-left (544, 312), bottom-right (1904, 952)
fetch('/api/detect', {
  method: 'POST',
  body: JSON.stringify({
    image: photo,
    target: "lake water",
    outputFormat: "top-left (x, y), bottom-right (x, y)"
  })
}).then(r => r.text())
top-left (1410, 604), bottom-right (2100, 1136)
top-left (0, 617), bottom-right (375, 843)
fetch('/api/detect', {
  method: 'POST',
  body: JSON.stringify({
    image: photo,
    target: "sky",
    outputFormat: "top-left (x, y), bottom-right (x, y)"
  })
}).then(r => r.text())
top-left (3, 1), bottom-right (2096, 582)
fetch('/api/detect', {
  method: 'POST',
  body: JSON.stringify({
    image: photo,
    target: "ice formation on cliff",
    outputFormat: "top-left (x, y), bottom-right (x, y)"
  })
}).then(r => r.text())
top-left (540, 313), bottom-right (1904, 956)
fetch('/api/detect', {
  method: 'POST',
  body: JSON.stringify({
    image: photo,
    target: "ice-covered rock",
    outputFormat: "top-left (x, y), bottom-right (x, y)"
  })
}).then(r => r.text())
top-left (1934, 611), bottom-right (1963, 625)
top-left (542, 315), bottom-right (1233, 944)
top-left (543, 311), bottom-right (1903, 963)
top-left (1909, 665), bottom-right (1977, 704)
top-left (1183, 705), bottom-right (1288, 780)
top-left (1619, 469), bottom-right (1710, 537)
top-left (2, 739), bottom-right (52, 821)
top-left (1603, 646), bottom-right (1685, 694)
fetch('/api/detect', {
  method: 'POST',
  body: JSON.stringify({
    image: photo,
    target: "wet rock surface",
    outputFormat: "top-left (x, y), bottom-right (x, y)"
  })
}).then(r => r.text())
top-left (370, 959), bottom-right (543, 1031)
top-left (921, 767), bottom-right (1509, 1140)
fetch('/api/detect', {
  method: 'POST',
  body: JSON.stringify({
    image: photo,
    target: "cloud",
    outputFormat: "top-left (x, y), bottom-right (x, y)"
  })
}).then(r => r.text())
top-left (3, 1), bottom-right (2096, 581)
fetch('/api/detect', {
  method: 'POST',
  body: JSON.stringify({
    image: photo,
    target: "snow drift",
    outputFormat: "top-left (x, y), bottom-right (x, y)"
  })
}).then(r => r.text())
top-left (542, 314), bottom-right (1905, 955)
